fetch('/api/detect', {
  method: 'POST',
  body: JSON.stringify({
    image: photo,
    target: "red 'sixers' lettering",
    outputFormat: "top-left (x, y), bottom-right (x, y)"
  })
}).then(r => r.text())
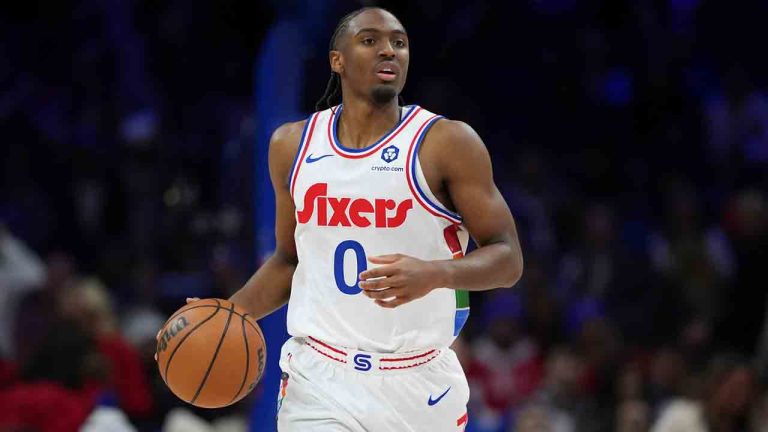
top-left (297, 183), bottom-right (412, 228)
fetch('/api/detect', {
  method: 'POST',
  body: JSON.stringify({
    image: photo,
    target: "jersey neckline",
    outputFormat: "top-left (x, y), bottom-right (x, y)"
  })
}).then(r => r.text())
top-left (329, 104), bottom-right (418, 157)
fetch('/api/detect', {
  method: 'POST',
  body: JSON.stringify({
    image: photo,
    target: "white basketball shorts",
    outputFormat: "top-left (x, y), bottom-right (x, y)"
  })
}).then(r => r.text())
top-left (276, 337), bottom-right (470, 431)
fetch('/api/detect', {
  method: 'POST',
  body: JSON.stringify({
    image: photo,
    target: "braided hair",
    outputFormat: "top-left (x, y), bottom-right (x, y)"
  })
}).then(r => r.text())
top-left (315, 7), bottom-right (405, 111)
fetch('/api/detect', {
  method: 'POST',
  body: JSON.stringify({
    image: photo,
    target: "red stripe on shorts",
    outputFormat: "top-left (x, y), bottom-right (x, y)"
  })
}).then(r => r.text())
top-left (306, 341), bottom-right (347, 364)
top-left (380, 349), bottom-right (437, 362)
top-left (307, 336), bottom-right (348, 356)
top-left (457, 412), bottom-right (468, 427)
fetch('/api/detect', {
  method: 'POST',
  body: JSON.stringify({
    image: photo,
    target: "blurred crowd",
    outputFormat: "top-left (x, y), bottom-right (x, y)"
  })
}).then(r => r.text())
top-left (0, 223), bottom-right (260, 431)
top-left (454, 187), bottom-right (768, 431)
top-left (2, 0), bottom-right (768, 431)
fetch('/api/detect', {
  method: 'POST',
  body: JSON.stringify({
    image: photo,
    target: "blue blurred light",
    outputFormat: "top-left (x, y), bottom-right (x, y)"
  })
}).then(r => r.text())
top-left (602, 67), bottom-right (633, 107)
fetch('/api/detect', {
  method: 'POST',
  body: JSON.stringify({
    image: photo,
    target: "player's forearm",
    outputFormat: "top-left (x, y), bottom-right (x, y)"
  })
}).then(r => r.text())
top-left (229, 251), bottom-right (296, 320)
top-left (438, 241), bottom-right (522, 291)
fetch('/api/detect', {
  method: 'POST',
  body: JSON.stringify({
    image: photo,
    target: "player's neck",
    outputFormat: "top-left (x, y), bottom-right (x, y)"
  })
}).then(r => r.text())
top-left (337, 97), bottom-right (400, 150)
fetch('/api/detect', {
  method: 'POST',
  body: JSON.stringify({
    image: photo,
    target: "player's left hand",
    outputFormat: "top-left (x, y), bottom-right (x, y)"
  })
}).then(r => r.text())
top-left (358, 254), bottom-right (448, 308)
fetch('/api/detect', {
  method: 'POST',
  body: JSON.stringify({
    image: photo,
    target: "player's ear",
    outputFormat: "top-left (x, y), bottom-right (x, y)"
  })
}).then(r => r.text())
top-left (330, 50), bottom-right (343, 74)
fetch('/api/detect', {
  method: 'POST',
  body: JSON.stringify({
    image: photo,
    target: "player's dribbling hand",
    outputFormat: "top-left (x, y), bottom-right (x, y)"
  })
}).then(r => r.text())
top-left (358, 254), bottom-right (449, 308)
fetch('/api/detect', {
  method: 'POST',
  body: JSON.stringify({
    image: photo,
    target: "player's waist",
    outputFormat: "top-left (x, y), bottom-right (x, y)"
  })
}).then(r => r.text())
top-left (302, 336), bottom-right (444, 374)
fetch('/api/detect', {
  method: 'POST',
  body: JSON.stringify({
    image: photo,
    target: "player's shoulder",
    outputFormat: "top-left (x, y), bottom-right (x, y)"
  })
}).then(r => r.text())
top-left (421, 115), bottom-right (487, 157)
top-left (429, 118), bottom-right (482, 145)
top-left (268, 119), bottom-right (309, 179)
top-left (270, 119), bottom-right (307, 148)
top-left (417, 112), bottom-right (491, 178)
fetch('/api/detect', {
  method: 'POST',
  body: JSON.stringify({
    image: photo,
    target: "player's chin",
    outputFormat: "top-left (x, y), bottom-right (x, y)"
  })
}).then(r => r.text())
top-left (370, 85), bottom-right (399, 105)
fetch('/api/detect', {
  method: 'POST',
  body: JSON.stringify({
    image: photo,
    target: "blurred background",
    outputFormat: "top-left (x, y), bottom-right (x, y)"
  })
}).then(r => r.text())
top-left (1, 0), bottom-right (767, 431)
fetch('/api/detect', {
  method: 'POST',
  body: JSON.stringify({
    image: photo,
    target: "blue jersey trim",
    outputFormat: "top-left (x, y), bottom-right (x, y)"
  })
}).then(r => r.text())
top-left (287, 113), bottom-right (315, 188)
top-left (410, 116), bottom-right (463, 222)
top-left (331, 104), bottom-right (417, 153)
top-left (454, 308), bottom-right (470, 336)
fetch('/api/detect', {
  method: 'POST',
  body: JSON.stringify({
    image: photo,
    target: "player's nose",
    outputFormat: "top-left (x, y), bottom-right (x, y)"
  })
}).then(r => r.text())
top-left (378, 41), bottom-right (395, 58)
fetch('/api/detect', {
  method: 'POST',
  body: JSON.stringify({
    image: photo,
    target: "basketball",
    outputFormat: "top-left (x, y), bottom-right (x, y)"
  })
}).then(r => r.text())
top-left (156, 298), bottom-right (266, 408)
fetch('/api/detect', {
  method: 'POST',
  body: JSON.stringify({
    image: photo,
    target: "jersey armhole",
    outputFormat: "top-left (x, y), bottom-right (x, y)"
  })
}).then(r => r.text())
top-left (288, 112), bottom-right (320, 199)
top-left (405, 115), bottom-right (463, 224)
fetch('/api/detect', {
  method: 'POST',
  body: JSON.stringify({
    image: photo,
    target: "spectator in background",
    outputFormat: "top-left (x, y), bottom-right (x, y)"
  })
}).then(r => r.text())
top-left (564, 297), bottom-right (621, 395)
top-left (456, 332), bottom-right (514, 432)
top-left (750, 387), bottom-right (768, 431)
top-left (614, 359), bottom-right (652, 432)
top-left (0, 224), bottom-right (45, 363)
top-left (518, 345), bottom-right (586, 432)
top-left (0, 321), bottom-right (103, 432)
top-left (723, 189), bottom-right (768, 356)
top-left (651, 353), bottom-right (757, 432)
top-left (57, 277), bottom-right (154, 422)
top-left (521, 258), bottom-right (563, 351)
top-left (559, 298), bottom-right (622, 430)
top-left (556, 203), bottom-right (651, 343)
top-left (500, 149), bottom-right (560, 263)
top-left (470, 291), bottom-right (543, 430)
top-left (121, 265), bottom-right (166, 361)
top-left (615, 360), bottom-right (645, 403)
top-left (615, 399), bottom-right (651, 432)
top-left (514, 405), bottom-right (560, 432)
top-left (648, 179), bottom-right (734, 345)
top-left (647, 347), bottom-right (688, 416)
top-left (14, 249), bottom-right (80, 365)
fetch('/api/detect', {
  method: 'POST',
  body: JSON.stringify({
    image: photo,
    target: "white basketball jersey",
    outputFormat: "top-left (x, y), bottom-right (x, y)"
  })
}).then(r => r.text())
top-left (287, 105), bottom-right (470, 353)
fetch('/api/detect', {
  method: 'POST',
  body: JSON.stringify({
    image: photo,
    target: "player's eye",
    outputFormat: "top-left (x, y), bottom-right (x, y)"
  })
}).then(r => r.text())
top-left (362, 38), bottom-right (375, 46)
top-left (394, 39), bottom-right (407, 48)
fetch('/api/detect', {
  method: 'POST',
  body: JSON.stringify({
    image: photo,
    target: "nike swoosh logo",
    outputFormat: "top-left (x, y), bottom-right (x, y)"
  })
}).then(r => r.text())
top-left (305, 153), bottom-right (334, 163)
top-left (427, 386), bottom-right (451, 406)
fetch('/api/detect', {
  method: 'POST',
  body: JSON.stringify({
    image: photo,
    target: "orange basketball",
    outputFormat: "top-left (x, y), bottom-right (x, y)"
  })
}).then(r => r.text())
top-left (156, 298), bottom-right (266, 408)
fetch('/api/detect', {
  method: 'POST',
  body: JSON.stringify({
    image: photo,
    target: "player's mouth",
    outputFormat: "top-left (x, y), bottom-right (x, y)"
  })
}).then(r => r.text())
top-left (375, 62), bottom-right (399, 82)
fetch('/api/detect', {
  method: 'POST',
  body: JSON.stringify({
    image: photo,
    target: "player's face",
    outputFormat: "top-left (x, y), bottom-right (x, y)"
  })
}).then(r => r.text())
top-left (332, 9), bottom-right (409, 105)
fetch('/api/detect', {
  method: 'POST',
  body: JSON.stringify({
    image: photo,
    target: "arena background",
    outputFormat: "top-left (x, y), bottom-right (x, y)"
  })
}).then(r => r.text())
top-left (1, 0), bottom-right (768, 431)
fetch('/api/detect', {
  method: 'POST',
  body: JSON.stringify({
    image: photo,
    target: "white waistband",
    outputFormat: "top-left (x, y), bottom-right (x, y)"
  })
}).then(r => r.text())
top-left (302, 336), bottom-right (443, 373)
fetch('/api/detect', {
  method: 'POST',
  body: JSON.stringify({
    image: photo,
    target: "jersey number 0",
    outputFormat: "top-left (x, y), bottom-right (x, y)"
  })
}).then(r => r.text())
top-left (333, 240), bottom-right (366, 295)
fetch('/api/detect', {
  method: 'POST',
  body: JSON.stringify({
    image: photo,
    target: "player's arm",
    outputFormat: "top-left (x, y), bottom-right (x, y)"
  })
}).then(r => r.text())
top-left (227, 121), bottom-right (304, 319)
top-left (427, 120), bottom-right (523, 290)
top-left (359, 120), bottom-right (523, 308)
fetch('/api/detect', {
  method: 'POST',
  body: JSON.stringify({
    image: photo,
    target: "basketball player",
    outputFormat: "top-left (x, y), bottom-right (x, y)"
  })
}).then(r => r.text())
top-left (230, 7), bottom-right (522, 431)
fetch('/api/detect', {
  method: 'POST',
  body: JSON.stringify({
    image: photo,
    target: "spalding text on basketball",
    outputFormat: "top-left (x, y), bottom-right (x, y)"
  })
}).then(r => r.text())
top-left (297, 183), bottom-right (412, 228)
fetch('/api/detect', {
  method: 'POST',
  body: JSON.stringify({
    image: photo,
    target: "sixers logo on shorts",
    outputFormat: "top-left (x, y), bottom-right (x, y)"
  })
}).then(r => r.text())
top-left (353, 354), bottom-right (372, 371)
top-left (297, 183), bottom-right (412, 228)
